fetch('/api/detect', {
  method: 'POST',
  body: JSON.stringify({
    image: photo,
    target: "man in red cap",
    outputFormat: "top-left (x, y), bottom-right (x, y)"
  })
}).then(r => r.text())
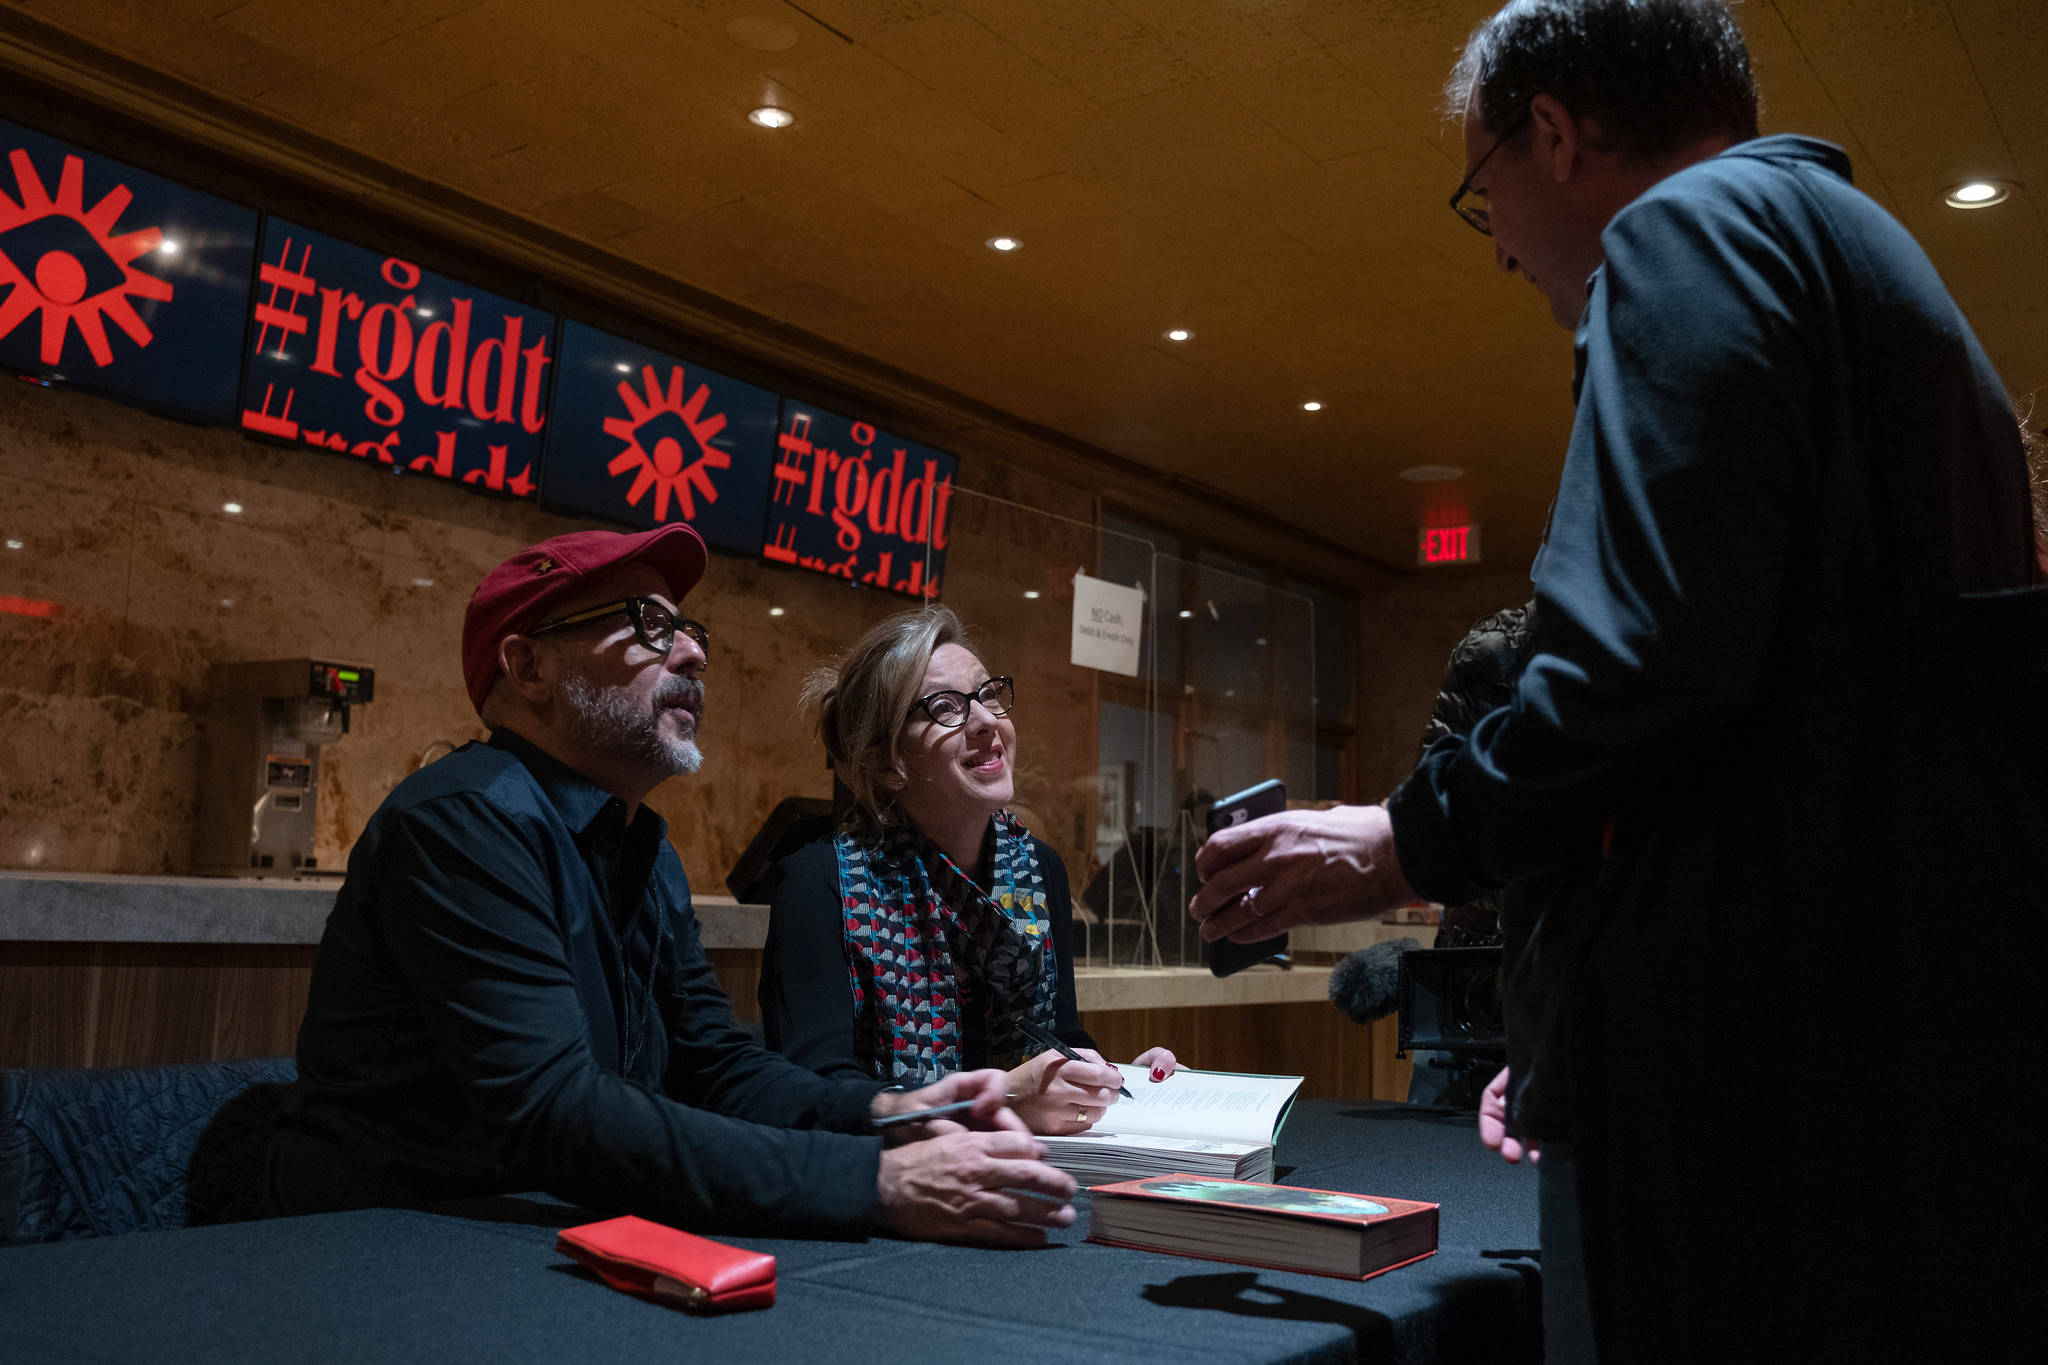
top-left (267, 524), bottom-right (1076, 1245)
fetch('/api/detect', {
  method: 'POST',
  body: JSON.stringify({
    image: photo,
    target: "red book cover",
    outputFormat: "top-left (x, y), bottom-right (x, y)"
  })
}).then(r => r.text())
top-left (1086, 1174), bottom-right (1439, 1282)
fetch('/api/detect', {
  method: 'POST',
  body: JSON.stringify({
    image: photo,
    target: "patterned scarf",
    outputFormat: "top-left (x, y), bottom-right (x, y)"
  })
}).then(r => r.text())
top-left (835, 812), bottom-right (1058, 1085)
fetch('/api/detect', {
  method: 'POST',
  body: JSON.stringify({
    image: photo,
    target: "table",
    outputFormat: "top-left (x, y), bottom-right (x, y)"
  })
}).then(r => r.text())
top-left (0, 1102), bottom-right (1540, 1365)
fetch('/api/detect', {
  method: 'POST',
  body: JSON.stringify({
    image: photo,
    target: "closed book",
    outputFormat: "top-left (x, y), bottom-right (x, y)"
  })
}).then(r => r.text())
top-left (1087, 1174), bottom-right (1438, 1281)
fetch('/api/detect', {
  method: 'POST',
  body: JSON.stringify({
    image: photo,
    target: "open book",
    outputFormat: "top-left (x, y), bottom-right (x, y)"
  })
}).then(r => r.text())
top-left (1038, 1063), bottom-right (1303, 1186)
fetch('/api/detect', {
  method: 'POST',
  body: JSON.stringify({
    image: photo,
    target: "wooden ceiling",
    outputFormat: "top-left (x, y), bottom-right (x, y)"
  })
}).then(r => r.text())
top-left (21, 0), bottom-right (2048, 574)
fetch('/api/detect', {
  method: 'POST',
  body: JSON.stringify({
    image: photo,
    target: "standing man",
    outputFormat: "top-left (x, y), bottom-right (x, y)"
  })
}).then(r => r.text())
top-left (1191, 2), bottom-right (2044, 1360)
top-left (269, 523), bottom-right (1077, 1246)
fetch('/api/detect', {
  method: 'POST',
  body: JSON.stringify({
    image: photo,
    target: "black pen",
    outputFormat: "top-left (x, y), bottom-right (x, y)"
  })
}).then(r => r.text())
top-left (1014, 1015), bottom-right (1135, 1098)
top-left (872, 1098), bottom-right (980, 1129)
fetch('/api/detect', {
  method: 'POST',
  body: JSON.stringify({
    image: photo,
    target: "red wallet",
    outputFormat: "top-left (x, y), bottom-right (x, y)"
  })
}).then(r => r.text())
top-left (555, 1215), bottom-right (777, 1314)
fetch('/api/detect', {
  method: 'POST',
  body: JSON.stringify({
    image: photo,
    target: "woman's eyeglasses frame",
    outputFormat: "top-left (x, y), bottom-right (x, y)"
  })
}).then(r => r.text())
top-left (910, 676), bottom-right (1015, 729)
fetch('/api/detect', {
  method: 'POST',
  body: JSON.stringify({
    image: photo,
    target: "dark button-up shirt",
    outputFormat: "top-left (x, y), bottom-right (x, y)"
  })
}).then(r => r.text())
top-left (268, 729), bottom-right (886, 1236)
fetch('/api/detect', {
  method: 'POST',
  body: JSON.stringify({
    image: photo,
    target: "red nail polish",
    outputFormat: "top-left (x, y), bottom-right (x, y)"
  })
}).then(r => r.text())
top-left (1152, 1068), bottom-right (1165, 1081)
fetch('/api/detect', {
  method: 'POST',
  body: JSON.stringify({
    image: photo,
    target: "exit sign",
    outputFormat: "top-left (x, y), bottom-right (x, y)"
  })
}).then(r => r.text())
top-left (1418, 524), bottom-right (1482, 565)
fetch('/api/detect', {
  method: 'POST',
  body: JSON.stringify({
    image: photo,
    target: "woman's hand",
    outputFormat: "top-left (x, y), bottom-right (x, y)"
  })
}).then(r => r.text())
top-left (1006, 1047), bottom-right (1126, 1135)
top-left (1132, 1047), bottom-right (1180, 1082)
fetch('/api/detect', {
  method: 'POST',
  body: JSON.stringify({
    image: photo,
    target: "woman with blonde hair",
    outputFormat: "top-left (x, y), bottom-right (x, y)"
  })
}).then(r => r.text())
top-left (759, 606), bottom-right (1176, 1135)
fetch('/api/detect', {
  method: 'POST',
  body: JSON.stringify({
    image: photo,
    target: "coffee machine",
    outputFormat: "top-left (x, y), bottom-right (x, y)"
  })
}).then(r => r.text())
top-left (193, 659), bottom-right (374, 876)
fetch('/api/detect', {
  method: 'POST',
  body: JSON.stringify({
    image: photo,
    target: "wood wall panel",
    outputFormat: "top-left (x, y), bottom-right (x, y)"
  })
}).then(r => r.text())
top-left (1081, 1004), bottom-right (1412, 1103)
top-left (704, 949), bottom-right (762, 1024)
top-left (0, 944), bottom-right (1409, 1106)
top-left (0, 943), bottom-right (314, 1069)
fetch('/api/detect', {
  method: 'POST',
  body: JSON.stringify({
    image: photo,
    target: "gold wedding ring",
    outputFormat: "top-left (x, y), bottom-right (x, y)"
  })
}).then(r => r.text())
top-left (1074, 1105), bottom-right (1090, 1123)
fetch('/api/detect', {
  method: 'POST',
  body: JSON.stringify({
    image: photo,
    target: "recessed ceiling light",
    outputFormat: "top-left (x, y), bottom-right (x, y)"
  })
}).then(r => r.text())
top-left (1944, 180), bottom-right (2009, 209)
top-left (1023, 590), bottom-right (1041, 599)
top-left (749, 106), bottom-right (795, 129)
top-left (159, 240), bottom-right (179, 255)
top-left (986, 236), bottom-right (1021, 252)
top-left (1178, 609), bottom-right (1193, 619)
top-left (411, 577), bottom-right (435, 588)
top-left (768, 606), bottom-right (785, 616)
top-left (222, 502), bottom-right (243, 514)
top-left (615, 362), bottom-right (633, 372)
top-left (219, 598), bottom-right (235, 608)
top-left (4, 539), bottom-right (21, 550)
top-left (1301, 401), bottom-right (1323, 412)
top-left (416, 307), bottom-right (435, 317)
top-left (1164, 328), bottom-right (1192, 342)
top-left (1400, 465), bottom-right (1465, 482)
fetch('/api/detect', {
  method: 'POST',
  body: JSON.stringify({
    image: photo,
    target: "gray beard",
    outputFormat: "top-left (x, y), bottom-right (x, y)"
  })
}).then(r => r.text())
top-left (557, 670), bottom-right (704, 777)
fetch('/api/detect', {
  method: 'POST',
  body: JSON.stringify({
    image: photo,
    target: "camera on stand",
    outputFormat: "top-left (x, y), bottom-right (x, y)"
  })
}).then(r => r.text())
top-left (1396, 947), bottom-right (1506, 1102)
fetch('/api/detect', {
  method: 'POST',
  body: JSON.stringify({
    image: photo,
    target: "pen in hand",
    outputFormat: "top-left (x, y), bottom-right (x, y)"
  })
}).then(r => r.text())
top-left (872, 1098), bottom-right (981, 1130)
top-left (1013, 1015), bottom-right (1135, 1098)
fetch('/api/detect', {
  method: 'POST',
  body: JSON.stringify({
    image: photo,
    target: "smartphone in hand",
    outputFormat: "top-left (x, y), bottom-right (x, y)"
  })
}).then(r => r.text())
top-left (1203, 779), bottom-right (1291, 978)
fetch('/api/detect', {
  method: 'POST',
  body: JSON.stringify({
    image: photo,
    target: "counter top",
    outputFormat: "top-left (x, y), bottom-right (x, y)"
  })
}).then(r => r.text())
top-left (0, 871), bottom-right (770, 949)
top-left (1, 873), bottom-right (1434, 1009)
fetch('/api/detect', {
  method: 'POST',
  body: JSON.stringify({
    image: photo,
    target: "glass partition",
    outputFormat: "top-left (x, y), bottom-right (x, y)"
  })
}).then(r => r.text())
top-left (906, 480), bottom-right (1327, 973)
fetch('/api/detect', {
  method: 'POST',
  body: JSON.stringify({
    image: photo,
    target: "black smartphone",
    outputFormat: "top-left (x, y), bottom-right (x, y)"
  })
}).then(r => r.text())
top-left (1203, 778), bottom-right (1291, 977)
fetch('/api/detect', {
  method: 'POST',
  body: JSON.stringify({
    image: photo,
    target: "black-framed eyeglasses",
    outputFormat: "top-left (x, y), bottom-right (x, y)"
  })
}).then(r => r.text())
top-left (1449, 104), bottom-right (1532, 236)
top-left (911, 676), bottom-right (1014, 728)
top-left (528, 596), bottom-right (709, 658)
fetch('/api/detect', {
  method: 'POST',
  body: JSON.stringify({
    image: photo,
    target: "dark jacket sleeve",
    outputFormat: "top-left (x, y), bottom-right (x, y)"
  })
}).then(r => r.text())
top-left (374, 800), bottom-right (882, 1237)
top-left (759, 839), bottom-right (872, 1082)
top-left (1389, 172), bottom-right (1815, 905)
top-left (1039, 841), bottom-right (1098, 1053)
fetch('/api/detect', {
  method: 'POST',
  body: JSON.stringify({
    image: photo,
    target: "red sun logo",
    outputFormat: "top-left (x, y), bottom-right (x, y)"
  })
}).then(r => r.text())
top-left (604, 365), bottom-right (731, 522)
top-left (0, 149), bottom-right (173, 367)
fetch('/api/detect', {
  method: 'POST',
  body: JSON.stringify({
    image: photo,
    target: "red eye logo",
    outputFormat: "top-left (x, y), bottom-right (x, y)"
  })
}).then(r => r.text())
top-left (0, 148), bottom-right (173, 367)
top-left (604, 364), bottom-right (731, 523)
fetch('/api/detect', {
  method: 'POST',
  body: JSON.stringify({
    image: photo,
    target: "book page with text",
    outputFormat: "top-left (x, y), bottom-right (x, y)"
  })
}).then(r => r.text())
top-left (1093, 1064), bottom-right (1304, 1146)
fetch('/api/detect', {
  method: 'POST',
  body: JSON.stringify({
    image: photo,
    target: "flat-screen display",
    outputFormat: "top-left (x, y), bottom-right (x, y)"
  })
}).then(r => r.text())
top-left (542, 319), bottom-right (779, 554)
top-left (764, 403), bottom-right (956, 598)
top-left (239, 217), bottom-right (556, 498)
top-left (0, 117), bottom-right (259, 424)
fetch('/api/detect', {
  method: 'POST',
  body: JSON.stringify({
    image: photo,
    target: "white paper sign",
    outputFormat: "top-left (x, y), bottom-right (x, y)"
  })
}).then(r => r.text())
top-left (1071, 572), bottom-right (1145, 677)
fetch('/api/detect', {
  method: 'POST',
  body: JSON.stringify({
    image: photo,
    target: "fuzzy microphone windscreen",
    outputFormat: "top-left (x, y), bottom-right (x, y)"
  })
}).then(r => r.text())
top-left (1328, 938), bottom-right (1422, 1024)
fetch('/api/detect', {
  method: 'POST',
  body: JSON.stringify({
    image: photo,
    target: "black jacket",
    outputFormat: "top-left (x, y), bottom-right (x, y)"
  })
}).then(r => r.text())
top-left (268, 731), bottom-right (886, 1237)
top-left (759, 835), bottom-right (1095, 1080)
top-left (1387, 138), bottom-right (2041, 1361)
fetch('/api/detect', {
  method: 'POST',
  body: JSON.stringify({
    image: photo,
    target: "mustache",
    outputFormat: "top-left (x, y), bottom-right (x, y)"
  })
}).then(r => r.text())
top-left (654, 675), bottom-right (704, 713)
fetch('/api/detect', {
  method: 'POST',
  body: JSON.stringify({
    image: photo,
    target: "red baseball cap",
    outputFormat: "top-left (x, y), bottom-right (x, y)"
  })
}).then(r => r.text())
top-left (461, 524), bottom-right (708, 713)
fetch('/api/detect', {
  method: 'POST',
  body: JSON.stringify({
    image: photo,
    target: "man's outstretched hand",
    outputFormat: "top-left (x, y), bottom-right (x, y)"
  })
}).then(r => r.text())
top-left (1189, 803), bottom-right (1419, 942)
top-left (870, 1068), bottom-right (1028, 1144)
top-left (874, 1130), bottom-right (1077, 1247)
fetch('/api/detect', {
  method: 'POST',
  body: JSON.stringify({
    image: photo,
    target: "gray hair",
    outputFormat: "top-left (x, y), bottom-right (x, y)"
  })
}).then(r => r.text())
top-left (803, 606), bottom-right (974, 828)
top-left (1445, 0), bottom-right (1758, 161)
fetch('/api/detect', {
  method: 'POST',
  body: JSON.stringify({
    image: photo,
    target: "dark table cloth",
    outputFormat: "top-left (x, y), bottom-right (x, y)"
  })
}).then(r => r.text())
top-left (0, 1101), bottom-right (1539, 1365)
